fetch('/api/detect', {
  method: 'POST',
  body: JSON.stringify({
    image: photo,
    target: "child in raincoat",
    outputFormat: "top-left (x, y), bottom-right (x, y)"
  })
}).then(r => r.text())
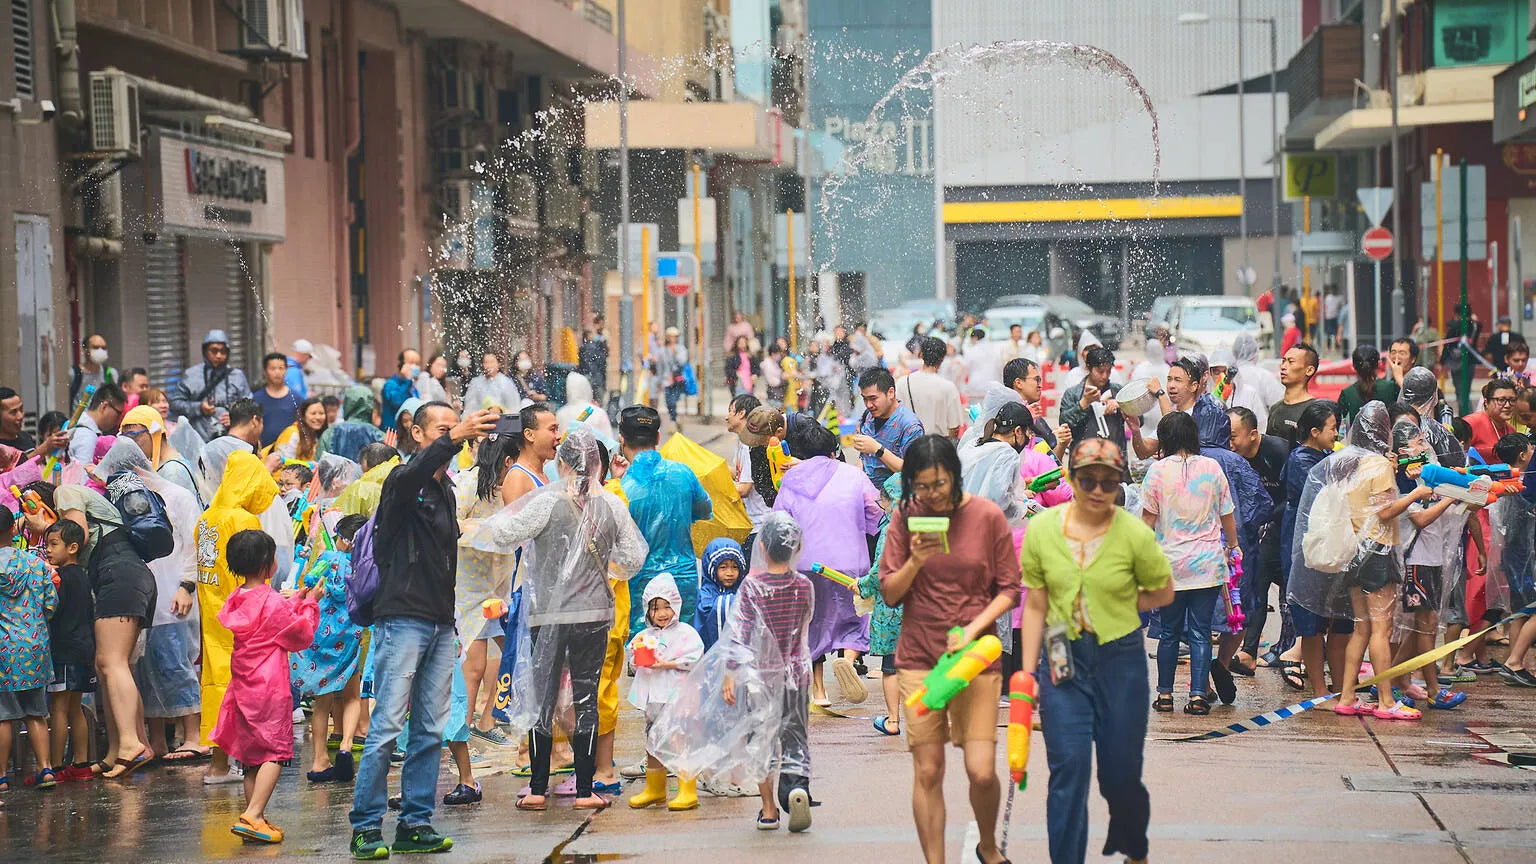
top-left (627, 573), bottom-right (705, 811)
top-left (695, 538), bottom-right (746, 650)
top-left (210, 529), bottom-right (320, 844)
top-left (291, 513), bottom-right (367, 783)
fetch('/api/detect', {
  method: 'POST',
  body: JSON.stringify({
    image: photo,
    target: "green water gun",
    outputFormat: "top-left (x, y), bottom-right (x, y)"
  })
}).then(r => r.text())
top-left (1026, 467), bottom-right (1064, 494)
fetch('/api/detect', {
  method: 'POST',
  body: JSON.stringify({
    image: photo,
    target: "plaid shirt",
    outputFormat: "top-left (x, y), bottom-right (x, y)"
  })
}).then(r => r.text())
top-left (730, 569), bottom-right (814, 688)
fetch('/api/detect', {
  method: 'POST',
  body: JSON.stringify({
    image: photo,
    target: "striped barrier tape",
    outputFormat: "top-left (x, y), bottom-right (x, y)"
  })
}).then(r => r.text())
top-left (1166, 602), bottom-right (1536, 743)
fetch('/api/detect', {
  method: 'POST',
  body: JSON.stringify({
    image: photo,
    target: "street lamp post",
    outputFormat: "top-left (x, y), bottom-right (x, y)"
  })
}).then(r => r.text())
top-left (1180, 10), bottom-right (1282, 295)
top-left (617, 0), bottom-right (632, 406)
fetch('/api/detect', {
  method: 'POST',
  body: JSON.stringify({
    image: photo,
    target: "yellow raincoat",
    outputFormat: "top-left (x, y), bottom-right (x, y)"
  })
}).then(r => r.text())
top-left (658, 432), bottom-right (752, 553)
top-left (333, 457), bottom-right (400, 517)
top-left (196, 450), bottom-right (280, 743)
top-left (597, 478), bottom-right (633, 735)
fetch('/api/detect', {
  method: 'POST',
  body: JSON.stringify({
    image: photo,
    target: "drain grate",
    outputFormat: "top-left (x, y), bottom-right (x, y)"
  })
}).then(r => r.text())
top-left (1343, 773), bottom-right (1536, 794)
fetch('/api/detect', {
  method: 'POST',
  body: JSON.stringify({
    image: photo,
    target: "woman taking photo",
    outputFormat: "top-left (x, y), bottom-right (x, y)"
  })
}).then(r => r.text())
top-left (1140, 411), bottom-right (1236, 716)
top-left (879, 435), bottom-right (1020, 864)
top-left (1019, 438), bottom-right (1172, 864)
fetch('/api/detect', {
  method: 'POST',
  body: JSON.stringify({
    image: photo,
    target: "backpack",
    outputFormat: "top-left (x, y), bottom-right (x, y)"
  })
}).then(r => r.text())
top-left (345, 515), bottom-right (381, 626)
top-left (1301, 480), bottom-right (1360, 573)
top-left (104, 471), bottom-right (175, 563)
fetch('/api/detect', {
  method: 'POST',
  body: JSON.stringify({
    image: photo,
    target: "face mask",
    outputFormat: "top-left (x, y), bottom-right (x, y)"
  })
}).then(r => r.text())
top-left (89, 348), bottom-right (108, 364)
top-left (457, 356), bottom-right (471, 369)
top-left (517, 359), bottom-right (533, 373)
top-left (406, 365), bottom-right (421, 379)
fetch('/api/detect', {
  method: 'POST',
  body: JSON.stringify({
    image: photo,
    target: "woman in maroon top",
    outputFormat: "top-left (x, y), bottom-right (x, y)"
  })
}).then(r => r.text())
top-left (879, 435), bottom-right (1021, 864)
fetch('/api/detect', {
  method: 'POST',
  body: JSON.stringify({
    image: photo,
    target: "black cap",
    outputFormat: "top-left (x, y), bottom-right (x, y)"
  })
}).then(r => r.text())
top-left (993, 401), bottom-right (1032, 434)
top-left (619, 405), bottom-right (662, 443)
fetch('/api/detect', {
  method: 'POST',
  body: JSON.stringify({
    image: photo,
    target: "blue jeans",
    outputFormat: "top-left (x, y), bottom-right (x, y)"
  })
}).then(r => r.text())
top-left (348, 616), bottom-right (457, 833)
top-left (1038, 630), bottom-right (1150, 864)
top-left (1157, 585), bottom-right (1219, 697)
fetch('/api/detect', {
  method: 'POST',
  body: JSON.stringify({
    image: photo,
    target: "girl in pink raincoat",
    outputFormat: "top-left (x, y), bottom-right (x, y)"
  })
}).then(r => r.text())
top-left (210, 529), bottom-right (321, 845)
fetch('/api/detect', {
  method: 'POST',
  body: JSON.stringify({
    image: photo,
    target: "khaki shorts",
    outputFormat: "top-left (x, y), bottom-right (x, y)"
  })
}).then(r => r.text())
top-left (897, 669), bottom-right (1002, 750)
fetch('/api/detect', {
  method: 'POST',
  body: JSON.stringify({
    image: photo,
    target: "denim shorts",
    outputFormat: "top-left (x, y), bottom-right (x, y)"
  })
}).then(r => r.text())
top-left (1290, 603), bottom-right (1355, 637)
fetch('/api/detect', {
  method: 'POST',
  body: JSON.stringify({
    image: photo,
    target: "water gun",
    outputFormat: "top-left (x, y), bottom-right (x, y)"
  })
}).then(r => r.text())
top-left (11, 485), bottom-right (56, 526)
top-left (43, 384), bottom-right (94, 479)
top-left (810, 562), bottom-right (857, 591)
top-left (1026, 467), bottom-right (1064, 494)
top-left (577, 406), bottom-right (594, 422)
top-left (903, 628), bottom-right (1002, 717)
top-left (1007, 671), bottom-right (1037, 790)
top-left (766, 436), bottom-right (794, 488)
top-left (1396, 454), bottom-right (1428, 468)
top-left (1486, 478), bottom-right (1526, 503)
top-left (1224, 549), bottom-right (1246, 632)
top-left (1214, 367), bottom-right (1236, 403)
top-left (1420, 463), bottom-right (1495, 507)
top-left (482, 598), bottom-right (508, 619)
top-left (1461, 463), bottom-right (1512, 478)
top-left (838, 415), bottom-right (857, 444)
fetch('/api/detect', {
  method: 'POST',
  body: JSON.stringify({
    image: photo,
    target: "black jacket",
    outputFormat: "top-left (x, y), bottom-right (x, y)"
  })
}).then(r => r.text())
top-left (372, 433), bottom-right (460, 625)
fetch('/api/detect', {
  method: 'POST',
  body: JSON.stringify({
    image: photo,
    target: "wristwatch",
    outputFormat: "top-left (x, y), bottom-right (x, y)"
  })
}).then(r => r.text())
top-left (1149, 389), bottom-right (1165, 398)
top-left (874, 446), bottom-right (887, 459)
top-left (178, 580), bottom-right (197, 594)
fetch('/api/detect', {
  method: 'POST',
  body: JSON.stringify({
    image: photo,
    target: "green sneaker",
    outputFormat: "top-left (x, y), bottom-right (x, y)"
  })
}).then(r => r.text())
top-left (393, 824), bottom-right (453, 854)
top-left (351, 828), bottom-right (390, 860)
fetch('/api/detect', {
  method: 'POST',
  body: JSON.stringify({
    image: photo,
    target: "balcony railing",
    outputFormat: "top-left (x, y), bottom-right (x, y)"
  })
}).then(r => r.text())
top-left (558, 0), bottom-right (613, 34)
top-left (1288, 24), bottom-right (1362, 121)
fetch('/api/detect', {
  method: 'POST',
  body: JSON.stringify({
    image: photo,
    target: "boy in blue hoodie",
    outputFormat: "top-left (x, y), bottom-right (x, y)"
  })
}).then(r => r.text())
top-left (695, 538), bottom-right (746, 650)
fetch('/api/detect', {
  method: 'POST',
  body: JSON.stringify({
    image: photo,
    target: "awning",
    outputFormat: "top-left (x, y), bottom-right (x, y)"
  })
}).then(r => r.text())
top-left (1313, 101), bottom-right (1494, 150)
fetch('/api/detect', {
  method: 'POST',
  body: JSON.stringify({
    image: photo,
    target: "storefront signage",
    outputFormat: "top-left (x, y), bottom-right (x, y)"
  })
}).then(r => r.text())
top-left (1493, 52), bottom-right (1536, 144)
top-left (148, 130), bottom-right (286, 242)
top-left (1283, 153), bottom-right (1338, 201)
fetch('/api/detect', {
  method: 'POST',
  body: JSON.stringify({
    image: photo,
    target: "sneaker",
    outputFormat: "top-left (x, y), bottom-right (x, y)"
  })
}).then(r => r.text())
top-left (1501, 667), bottom-right (1536, 688)
top-left (392, 823), bottom-right (453, 854)
top-left (756, 809), bottom-right (781, 830)
top-left (203, 766), bottom-right (245, 786)
top-left (293, 707), bottom-right (306, 724)
top-left (351, 828), bottom-right (390, 860)
top-left (443, 782), bottom-right (482, 805)
top-left (1465, 660), bottom-right (1502, 674)
top-left (1438, 666), bottom-right (1478, 684)
top-left (469, 727), bottom-right (515, 747)
top-left (619, 761), bottom-right (649, 779)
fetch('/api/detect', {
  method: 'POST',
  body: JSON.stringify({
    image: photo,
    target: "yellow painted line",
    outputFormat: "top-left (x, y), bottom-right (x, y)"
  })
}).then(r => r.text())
top-left (943, 195), bottom-right (1244, 224)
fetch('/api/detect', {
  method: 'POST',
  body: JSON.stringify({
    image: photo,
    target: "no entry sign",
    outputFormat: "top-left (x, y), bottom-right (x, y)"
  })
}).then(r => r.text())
top-left (1362, 226), bottom-right (1394, 261)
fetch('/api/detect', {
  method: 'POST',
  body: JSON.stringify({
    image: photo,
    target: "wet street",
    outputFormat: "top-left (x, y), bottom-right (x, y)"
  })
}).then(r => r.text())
top-left (3, 653), bottom-right (1534, 864)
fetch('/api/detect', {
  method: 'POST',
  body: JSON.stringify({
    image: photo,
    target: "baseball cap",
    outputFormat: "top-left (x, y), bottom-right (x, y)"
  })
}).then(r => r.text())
top-left (739, 406), bottom-right (786, 447)
top-left (291, 338), bottom-right (314, 355)
top-left (619, 405), bottom-right (662, 443)
top-left (992, 401), bottom-right (1032, 435)
top-left (1069, 437), bottom-right (1125, 475)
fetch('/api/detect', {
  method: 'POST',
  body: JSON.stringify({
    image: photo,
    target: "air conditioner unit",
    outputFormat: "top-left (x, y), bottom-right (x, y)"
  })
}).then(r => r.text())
top-left (87, 71), bottom-right (141, 158)
top-left (581, 212), bottom-right (604, 256)
top-left (505, 174), bottom-right (539, 232)
top-left (238, 0), bottom-right (307, 60)
top-left (543, 184), bottom-right (581, 233)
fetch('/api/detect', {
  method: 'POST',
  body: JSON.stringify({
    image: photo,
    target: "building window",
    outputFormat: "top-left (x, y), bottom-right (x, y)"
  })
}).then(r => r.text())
top-left (11, 0), bottom-right (35, 101)
top-left (1429, 0), bottom-right (1528, 68)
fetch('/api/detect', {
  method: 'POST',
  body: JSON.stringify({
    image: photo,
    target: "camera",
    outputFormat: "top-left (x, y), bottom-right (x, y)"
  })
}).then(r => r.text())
top-left (39, 100), bottom-right (57, 121)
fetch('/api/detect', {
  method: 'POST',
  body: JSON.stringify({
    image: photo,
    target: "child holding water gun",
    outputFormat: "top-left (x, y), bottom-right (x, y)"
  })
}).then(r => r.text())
top-left (291, 513), bottom-right (367, 783)
top-left (627, 573), bottom-right (705, 811)
top-left (44, 520), bottom-right (96, 782)
top-left (210, 529), bottom-right (321, 843)
top-left (723, 511), bottom-right (816, 832)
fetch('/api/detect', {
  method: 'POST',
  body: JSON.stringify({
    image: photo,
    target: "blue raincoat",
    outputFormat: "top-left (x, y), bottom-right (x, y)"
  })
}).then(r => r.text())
top-left (620, 449), bottom-right (712, 632)
top-left (695, 537), bottom-right (745, 650)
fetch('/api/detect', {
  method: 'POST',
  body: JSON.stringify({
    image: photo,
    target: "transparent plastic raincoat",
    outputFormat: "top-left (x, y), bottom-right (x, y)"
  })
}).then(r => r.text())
top-left (1288, 401), bottom-right (1403, 623)
top-left (647, 512), bottom-right (814, 791)
top-left (1230, 332), bottom-right (1284, 434)
top-left (1390, 417), bottom-right (1473, 636)
top-left (1399, 366), bottom-right (1464, 467)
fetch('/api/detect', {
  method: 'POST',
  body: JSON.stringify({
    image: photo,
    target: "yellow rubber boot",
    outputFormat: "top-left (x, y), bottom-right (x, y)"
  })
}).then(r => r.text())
top-left (667, 777), bottom-right (699, 811)
top-left (628, 769), bottom-right (668, 808)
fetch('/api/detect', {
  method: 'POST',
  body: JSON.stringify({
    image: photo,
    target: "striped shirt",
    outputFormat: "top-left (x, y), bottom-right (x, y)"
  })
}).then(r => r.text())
top-left (730, 569), bottom-right (814, 687)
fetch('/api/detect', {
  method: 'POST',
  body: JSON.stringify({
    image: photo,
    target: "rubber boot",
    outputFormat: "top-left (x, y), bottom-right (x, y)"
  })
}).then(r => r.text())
top-left (628, 769), bottom-right (668, 808)
top-left (667, 777), bottom-right (699, 811)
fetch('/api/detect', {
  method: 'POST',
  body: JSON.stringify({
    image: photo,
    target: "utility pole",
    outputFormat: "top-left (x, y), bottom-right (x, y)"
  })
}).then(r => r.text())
top-left (1457, 158), bottom-right (1471, 416)
top-left (1388, 3), bottom-right (1406, 336)
top-left (617, 0), bottom-right (632, 406)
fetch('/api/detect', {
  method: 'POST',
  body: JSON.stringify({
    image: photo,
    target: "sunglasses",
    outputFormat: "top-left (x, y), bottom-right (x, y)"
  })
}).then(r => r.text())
top-left (1073, 476), bottom-right (1120, 494)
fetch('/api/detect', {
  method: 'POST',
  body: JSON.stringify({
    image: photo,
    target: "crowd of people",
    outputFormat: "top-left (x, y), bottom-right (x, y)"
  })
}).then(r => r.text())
top-left (3, 310), bottom-right (1535, 864)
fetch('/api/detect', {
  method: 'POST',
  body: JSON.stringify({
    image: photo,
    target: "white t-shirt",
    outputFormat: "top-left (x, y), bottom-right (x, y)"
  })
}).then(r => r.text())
top-left (899, 370), bottom-right (964, 437)
top-left (1404, 502), bottom-right (1467, 568)
top-left (734, 442), bottom-right (769, 530)
top-left (1323, 293), bottom-right (1342, 320)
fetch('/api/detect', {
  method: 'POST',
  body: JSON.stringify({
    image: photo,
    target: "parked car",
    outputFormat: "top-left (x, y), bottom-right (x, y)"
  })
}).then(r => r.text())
top-left (1147, 296), bottom-right (1179, 330)
top-left (869, 298), bottom-right (955, 342)
top-left (987, 293), bottom-right (1123, 350)
top-left (1168, 295), bottom-right (1272, 355)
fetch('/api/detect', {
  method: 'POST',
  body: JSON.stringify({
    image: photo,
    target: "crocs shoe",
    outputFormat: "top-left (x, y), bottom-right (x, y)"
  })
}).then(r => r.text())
top-left (1428, 688), bottom-right (1467, 709)
top-left (1373, 700), bottom-right (1422, 721)
top-left (1333, 699), bottom-right (1370, 716)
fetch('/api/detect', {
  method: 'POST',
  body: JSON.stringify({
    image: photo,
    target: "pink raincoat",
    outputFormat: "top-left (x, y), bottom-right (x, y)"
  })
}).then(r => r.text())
top-left (210, 582), bottom-right (319, 765)
top-left (1013, 447), bottom-right (1073, 626)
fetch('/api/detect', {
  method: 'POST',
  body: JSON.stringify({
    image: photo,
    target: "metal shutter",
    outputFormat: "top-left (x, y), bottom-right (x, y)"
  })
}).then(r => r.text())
top-left (144, 236), bottom-right (189, 389)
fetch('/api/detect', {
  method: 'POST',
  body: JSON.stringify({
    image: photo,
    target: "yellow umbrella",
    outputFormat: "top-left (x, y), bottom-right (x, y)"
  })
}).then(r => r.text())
top-left (658, 432), bottom-right (752, 554)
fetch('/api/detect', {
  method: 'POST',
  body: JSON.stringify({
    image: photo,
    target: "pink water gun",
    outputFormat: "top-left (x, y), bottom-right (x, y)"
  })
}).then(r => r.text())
top-left (1224, 549), bottom-right (1246, 632)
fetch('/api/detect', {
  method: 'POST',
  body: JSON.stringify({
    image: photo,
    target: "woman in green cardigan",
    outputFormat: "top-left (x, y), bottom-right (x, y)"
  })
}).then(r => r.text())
top-left (1019, 438), bottom-right (1173, 864)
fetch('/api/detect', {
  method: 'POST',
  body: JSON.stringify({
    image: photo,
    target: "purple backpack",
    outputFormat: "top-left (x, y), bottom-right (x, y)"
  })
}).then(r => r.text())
top-left (345, 515), bottom-right (380, 626)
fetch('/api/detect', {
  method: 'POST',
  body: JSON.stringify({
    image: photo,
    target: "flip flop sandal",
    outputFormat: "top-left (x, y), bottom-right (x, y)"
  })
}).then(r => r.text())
top-left (161, 748), bottom-right (212, 764)
top-left (1228, 657), bottom-right (1258, 677)
top-left (593, 780), bottom-right (623, 795)
top-left (872, 716), bottom-right (900, 736)
top-left (515, 794), bottom-right (548, 811)
top-left (572, 793), bottom-right (607, 810)
top-left (1429, 688), bottom-right (1468, 709)
top-left (976, 842), bottom-right (1013, 864)
top-left (832, 657), bottom-right (869, 704)
top-left (1210, 662), bottom-right (1238, 705)
top-left (106, 748), bottom-right (156, 779)
top-left (33, 769), bottom-right (57, 789)
top-left (0, 776), bottom-right (9, 793)
top-left (88, 760), bottom-right (112, 776)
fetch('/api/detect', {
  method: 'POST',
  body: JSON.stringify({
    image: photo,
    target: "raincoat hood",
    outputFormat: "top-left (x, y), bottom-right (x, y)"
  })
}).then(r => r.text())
top-left (959, 384), bottom-right (1025, 450)
top-left (1399, 367), bottom-right (1440, 412)
top-left (96, 436), bottom-right (153, 478)
top-left (702, 538), bottom-right (746, 591)
top-left (333, 456), bottom-right (397, 516)
top-left (1144, 339), bottom-right (1165, 364)
top-left (199, 436), bottom-right (254, 489)
top-left (217, 582), bottom-right (280, 636)
top-left (1349, 401), bottom-right (1392, 455)
top-left (1195, 397), bottom-right (1233, 448)
top-left (565, 371), bottom-right (594, 406)
top-left (342, 385), bottom-right (374, 423)
top-left (121, 405), bottom-right (169, 466)
top-left (1077, 329), bottom-right (1101, 352)
top-left (211, 450), bottom-right (279, 516)
top-left (883, 472), bottom-right (904, 502)
top-left (1232, 332), bottom-right (1260, 366)
top-left (642, 572), bottom-right (684, 627)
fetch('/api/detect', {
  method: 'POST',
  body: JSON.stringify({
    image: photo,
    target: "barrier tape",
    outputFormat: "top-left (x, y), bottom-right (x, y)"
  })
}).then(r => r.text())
top-left (1166, 602), bottom-right (1536, 743)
